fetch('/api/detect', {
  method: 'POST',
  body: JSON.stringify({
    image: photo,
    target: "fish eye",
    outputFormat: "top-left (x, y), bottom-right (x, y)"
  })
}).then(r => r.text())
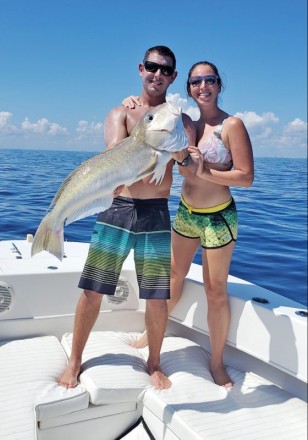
top-left (145, 114), bottom-right (154, 122)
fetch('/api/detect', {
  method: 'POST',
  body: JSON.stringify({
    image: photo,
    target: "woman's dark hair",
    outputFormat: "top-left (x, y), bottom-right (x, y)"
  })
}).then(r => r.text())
top-left (143, 45), bottom-right (176, 69)
top-left (186, 61), bottom-right (224, 96)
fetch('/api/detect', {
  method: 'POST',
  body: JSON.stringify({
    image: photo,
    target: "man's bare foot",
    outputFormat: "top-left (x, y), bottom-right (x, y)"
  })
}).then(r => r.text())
top-left (129, 331), bottom-right (149, 349)
top-left (58, 361), bottom-right (81, 388)
top-left (210, 362), bottom-right (233, 388)
top-left (148, 366), bottom-right (172, 390)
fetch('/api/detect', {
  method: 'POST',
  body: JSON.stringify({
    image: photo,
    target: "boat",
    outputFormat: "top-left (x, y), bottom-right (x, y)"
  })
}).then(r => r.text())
top-left (0, 237), bottom-right (307, 440)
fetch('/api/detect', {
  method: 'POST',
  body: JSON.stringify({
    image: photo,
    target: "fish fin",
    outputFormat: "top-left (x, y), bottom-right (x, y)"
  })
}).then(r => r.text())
top-left (149, 166), bottom-right (167, 185)
top-left (65, 194), bottom-right (114, 225)
top-left (135, 150), bottom-right (170, 181)
top-left (31, 213), bottom-right (64, 261)
top-left (149, 151), bottom-right (172, 184)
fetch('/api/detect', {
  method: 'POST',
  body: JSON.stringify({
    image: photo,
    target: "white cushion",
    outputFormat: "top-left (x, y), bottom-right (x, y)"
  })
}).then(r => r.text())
top-left (61, 331), bottom-right (152, 405)
top-left (0, 336), bottom-right (89, 440)
top-left (142, 336), bottom-right (307, 440)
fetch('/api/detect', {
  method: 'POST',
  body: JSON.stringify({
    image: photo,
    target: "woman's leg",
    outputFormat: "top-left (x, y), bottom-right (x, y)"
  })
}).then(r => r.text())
top-left (202, 241), bottom-right (235, 387)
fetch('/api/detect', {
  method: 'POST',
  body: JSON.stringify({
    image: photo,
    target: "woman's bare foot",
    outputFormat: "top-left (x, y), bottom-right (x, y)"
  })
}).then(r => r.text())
top-left (129, 331), bottom-right (149, 349)
top-left (210, 361), bottom-right (233, 388)
top-left (58, 361), bottom-right (81, 388)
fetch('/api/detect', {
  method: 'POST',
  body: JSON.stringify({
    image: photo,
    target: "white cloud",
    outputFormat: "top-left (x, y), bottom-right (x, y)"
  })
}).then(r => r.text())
top-left (284, 118), bottom-right (307, 133)
top-left (0, 111), bottom-right (19, 134)
top-left (76, 120), bottom-right (103, 138)
top-left (0, 107), bottom-right (306, 157)
top-left (0, 111), bottom-right (103, 150)
top-left (275, 118), bottom-right (308, 151)
top-left (234, 111), bottom-right (279, 129)
top-left (166, 93), bottom-right (200, 121)
top-left (234, 113), bottom-right (307, 156)
top-left (48, 122), bottom-right (68, 136)
top-left (73, 120), bottom-right (104, 148)
top-left (21, 117), bottom-right (68, 136)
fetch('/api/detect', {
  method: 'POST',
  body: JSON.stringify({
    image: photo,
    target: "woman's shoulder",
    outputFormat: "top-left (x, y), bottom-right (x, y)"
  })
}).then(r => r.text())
top-left (223, 115), bottom-right (247, 133)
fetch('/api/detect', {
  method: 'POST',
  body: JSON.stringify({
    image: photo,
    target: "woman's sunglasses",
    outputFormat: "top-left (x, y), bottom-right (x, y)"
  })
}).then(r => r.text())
top-left (144, 61), bottom-right (175, 77)
top-left (189, 75), bottom-right (219, 87)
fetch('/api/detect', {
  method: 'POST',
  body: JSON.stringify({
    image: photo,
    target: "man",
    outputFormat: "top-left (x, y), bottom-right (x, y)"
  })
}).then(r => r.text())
top-left (58, 45), bottom-right (196, 390)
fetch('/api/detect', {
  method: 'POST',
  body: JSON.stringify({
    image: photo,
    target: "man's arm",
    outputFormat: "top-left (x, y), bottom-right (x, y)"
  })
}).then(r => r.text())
top-left (104, 106), bottom-right (129, 148)
top-left (103, 106), bottom-right (129, 197)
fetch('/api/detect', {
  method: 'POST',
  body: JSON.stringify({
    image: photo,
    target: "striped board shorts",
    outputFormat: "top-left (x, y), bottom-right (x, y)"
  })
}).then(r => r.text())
top-left (78, 196), bottom-right (171, 299)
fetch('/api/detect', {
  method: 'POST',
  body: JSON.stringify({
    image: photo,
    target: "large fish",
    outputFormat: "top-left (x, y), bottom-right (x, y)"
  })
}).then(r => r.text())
top-left (31, 102), bottom-right (188, 261)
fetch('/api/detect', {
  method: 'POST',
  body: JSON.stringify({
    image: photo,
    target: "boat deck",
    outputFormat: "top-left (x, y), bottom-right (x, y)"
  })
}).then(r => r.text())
top-left (0, 240), bottom-right (307, 439)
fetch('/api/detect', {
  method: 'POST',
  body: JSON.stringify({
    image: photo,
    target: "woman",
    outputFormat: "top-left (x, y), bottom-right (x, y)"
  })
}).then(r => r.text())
top-left (123, 61), bottom-right (254, 387)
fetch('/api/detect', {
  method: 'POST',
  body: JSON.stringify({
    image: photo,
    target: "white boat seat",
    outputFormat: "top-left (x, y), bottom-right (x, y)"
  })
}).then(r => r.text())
top-left (142, 336), bottom-right (307, 440)
top-left (62, 331), bottom-right (307, 439)
top-left (61, 331), bottom-right (152, 405)
top-left (0, 336), bottom-right (89, 440)
top-left (1, 332), bottom-right (306, 440)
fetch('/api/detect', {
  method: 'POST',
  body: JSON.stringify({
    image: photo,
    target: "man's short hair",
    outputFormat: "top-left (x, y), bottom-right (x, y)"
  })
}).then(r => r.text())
top-left (143, 45), bottom-right (176, 69)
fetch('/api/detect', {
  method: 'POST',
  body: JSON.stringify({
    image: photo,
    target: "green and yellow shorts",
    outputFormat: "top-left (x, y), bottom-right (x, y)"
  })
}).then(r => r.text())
top-left (172, 196), bottom-right (238, 249)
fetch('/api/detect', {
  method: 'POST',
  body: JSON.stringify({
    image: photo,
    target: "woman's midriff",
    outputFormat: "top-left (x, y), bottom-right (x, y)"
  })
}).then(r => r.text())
top-left (182, 177), bottom-right (231, 209)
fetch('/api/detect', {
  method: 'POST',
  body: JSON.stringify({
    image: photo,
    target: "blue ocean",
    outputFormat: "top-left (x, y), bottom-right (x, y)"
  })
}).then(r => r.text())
top-left (1, 149), bottom-right (307, 307)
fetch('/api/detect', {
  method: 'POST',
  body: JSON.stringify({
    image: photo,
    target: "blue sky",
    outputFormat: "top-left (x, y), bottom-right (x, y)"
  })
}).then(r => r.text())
top-left (0, 0), bottom-right (307, 157)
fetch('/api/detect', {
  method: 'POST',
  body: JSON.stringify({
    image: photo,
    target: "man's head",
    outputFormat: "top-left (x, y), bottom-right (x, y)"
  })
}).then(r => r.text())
top-left (139, 46), bottom-right (177, 97)
top-left (143, 46), bottom-right (176, 70)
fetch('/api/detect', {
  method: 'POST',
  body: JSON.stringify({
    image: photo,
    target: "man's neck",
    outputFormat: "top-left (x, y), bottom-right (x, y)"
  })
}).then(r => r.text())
top-left (139, 93), bottom-right (166, 108)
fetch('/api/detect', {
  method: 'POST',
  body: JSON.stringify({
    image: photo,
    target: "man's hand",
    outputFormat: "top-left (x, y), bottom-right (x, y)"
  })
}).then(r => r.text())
top-left (113, 185), bottom-right (125, 197)
top-left (172, 149), bottom-right (189, 163)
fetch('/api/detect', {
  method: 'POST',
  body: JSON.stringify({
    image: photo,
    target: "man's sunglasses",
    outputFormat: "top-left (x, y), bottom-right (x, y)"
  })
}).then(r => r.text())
top-left (144, 61), bottom-right (175, 77)
top-left (189, 75), bottom-right (219, 87)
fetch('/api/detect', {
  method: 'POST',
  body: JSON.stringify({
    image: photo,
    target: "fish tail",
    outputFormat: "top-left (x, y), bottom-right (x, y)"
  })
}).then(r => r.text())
top-left (31, 213), bottom-right (64, 261)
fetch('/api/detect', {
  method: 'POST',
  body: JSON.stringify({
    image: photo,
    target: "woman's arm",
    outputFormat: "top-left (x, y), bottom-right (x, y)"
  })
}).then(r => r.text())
top-left (121, 96), bottom-right (141, 109)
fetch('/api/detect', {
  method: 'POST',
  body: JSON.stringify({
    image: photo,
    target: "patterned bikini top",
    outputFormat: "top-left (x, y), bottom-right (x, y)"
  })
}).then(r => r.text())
top-left (198, 116), bottom-right (233, 167)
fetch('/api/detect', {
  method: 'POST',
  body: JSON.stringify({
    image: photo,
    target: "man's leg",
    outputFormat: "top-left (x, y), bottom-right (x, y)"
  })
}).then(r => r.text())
top-left (131, 230), bottom-right (200, 349)
top-left (58, 289), bottom-right (103, 388)
top-left (145, 298), bottom-right (171, 390)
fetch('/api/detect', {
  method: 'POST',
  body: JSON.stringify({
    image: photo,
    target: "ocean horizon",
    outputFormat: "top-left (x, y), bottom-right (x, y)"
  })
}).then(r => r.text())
top-left (1, 148), bottom-right (307, 306)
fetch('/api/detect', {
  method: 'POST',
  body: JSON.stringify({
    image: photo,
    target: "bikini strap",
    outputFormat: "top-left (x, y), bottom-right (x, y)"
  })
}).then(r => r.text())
top-left (214, 115), bottom-right (230, 136)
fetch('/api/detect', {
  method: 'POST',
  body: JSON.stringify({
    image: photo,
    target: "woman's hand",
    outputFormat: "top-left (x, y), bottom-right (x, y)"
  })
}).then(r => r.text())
top-left (188, 146), bottom-right (205, 177)
top-left (121, 96), bottom-right (140, 109)
top-left (175, 147), bottom-right (198, 176)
